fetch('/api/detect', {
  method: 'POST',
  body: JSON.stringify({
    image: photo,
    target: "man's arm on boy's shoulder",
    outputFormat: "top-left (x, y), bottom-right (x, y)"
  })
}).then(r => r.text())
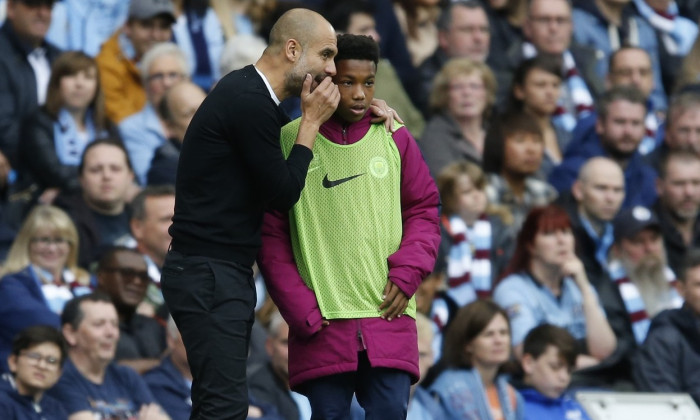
top-left (259, 210), bottom-right (324, 338)
top-left (386, 126), bottom-right (441, 298)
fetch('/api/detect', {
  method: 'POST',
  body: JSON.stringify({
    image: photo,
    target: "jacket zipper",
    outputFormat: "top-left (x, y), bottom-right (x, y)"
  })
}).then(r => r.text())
top-left (357, 327), bottom-right (367, 350)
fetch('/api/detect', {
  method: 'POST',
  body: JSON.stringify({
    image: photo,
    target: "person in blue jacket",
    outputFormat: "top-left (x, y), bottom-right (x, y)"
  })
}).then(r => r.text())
top-left (0, 325), bottom-right (68, 420)
top-left (518, 324), bottom-right (591, 420)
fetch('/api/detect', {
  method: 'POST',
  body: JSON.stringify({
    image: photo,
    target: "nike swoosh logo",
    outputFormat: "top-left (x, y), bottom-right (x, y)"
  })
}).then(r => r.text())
top-left (322, 173), bottom-right (365, 188)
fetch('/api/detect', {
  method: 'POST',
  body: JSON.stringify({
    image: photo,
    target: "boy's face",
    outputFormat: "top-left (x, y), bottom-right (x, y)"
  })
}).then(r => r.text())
top-left (333, 59), bottom-right (376, 123)
top-left (522, 345), bottom-right (571, 399)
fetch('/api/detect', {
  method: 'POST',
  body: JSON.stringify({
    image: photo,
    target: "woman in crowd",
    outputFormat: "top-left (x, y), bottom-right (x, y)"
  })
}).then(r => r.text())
top-left (493, 205), bottom-right (616, 370)
top-left (429, 300), bottom-right (523, 420)
top-left (0, 205), bottom-right (90, 371)
top-left (420, 58), bottom-right (497, 177)
top-left (507, 55), bottom-right (570, 178)
top-left (393, 0), bottom-right (440, 67)
top-left (19, 51), bottom-right (116, 205)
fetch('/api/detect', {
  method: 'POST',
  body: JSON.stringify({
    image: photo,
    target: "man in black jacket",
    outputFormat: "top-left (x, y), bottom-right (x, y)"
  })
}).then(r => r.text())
top-left (0, 0), bottom-right (61, 169)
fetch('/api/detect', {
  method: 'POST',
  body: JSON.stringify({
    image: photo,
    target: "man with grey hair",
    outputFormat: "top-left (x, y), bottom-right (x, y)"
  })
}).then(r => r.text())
top-left (119, 42), bottom-right (190, 185)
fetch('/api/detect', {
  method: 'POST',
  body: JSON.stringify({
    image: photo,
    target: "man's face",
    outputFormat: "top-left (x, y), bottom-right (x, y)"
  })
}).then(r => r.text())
top-left (146, 55), bottom-right (186, 107)
top-left (596, 100), bottom-right (647, 157)
top-left (346, 12), bottom-right (380, 43)
top-left (608, 49), bottom-right (654, 98)
top-left (680, 266), bottom-right (700, 316)
top-left (574, 164), bottom-right (625, 223)
top-left (658, 157), bottom-right (700, 222)
top-left (440, 5), bottom-right (490, 62)
top-left (7, 342), bottom-right (62, 396)
top-left (98, 251), bottom-right (150, 310)
top-left (523, 345), bottom-right (571, 399)
top-left (333, 59), bottom-right (376, 123)
top-left (79, 144), bottom-right (134, 213)
top-left (618, 228), bottom-right (665, 270)
top-left (266, 322), bottom-right (289, 381)
top-left (124, 16), bottom-right (173, 58)
top-left (285, 22), bottom-right (338, 95)
top-left (65, 301), bottom-right (120, 364)
top-left (666, 107), bottom-right (700, 152)
top-left (524, 0), bottom-right (572, 55)
top-left (165, 83), bottom-right (206, 142)
top-left (6, 0), bottom-right (52, 46)
top-left (131, 195), bottom-right (175, 266)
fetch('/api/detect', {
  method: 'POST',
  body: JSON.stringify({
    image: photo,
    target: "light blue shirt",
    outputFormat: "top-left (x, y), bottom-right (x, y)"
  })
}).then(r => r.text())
top-left (578, 214), bottom-right (614, 269)
top-left (119, 103), bottom-right (166, 185)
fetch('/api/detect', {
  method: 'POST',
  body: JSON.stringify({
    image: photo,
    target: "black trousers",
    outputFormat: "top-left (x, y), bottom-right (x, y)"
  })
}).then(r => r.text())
top-left (161, 250), bottom-right (256, 420)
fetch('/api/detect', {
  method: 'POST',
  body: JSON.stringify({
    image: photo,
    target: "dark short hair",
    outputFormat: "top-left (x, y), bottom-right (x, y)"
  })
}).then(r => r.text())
top-left (658, 149), bottom-right (700, 180)
top-left (97, 246), bottom-right (145, 273)
top-left (78, 138), bottom-right (133, 175)
top-left (522, 324), bottom-right (577, 369)
top-left (335, 34), bottom-right (379, 67)
top-left (482, 111), bottom-right (543, 174)
top-left (597, 85), bottom-right (647, 120)
top-left (680, 248), bottom-right (700, 283)
top-left (61, 292), bottom-right (114, 331)
top-left (437, 0), bottom-right (485, 32)
top-left (508, 55), bottom-right (562, 112)
top-left (325, 0), bottom-right (375, 33)
top-left (131, 184), bottom-right (175, 220)
top-left (11, 325), bottom-right (67, 367)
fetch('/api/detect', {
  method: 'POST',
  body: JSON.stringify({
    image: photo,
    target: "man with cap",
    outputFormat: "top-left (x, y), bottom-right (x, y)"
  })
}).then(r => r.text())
top-left (0, 0), bottom-right (61, 170)
top-left (96, 0), bottom-right (176, 123)
top-left (607, 206), bottom-right (683, 346)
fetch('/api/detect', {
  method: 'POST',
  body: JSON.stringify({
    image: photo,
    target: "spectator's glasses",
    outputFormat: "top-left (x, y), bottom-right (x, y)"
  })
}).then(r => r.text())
top-left (30, 237), bottom-right (70, 246)
top-left (147, 72), bottom-right (185, 84)
top-left (20, 351), bottom-right (61, 370)
top-left (101, 267), bottom-right (151, 283)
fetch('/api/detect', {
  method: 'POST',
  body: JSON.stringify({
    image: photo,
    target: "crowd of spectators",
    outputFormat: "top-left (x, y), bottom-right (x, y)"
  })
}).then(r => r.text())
top-left (0, 0), bottom-right (700, 418)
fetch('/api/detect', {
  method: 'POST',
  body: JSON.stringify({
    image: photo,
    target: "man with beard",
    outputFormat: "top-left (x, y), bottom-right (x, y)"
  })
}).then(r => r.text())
top-left (550, 85), bottom-right (658, 208)
top-left (655, 151), bottom-right (700, 275)
top-left (608, 206), bottom-right (683, 346)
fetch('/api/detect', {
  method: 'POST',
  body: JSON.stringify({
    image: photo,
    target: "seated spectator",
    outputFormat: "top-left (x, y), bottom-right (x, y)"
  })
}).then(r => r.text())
top-left (0, 205), bottom-right (90, 372)
top-left (549, 86), bottom-right (658, 208)
top-left (148, 81), bottom-right (206, 186)
top-left (0, 325), bottom-right (67, 419)
top-left (483, 111), bottom-right (556, 230)
top-left (120, 42), bottom-right (190, 186)
top-left (420, 58), bottom-right (497, 176)
top-left (650, 91), bottom-right (700, 167)
top-left (20, 51), bottom-right (118, 204)
top-left (392, 0), bottom-right (440, 68)
top-left (507, 55), bottom-right (570, 177)
top-left (634, 248), bottom-right (700, 405)
top-left (654, 151), bottom-right (700, 275)
top-left (417, 1), bottom-right (491, 115)
top-left (482, 0), bottom-right (526, 74)
top-left (95, 246), bottom-right (166, 374)
top-left (54, 138), bottom-right (135, 268)
top-left (47, 292), bottom-right (169, 419)
top-left (429, 300), bottom-right (523, 420)
top-left (0, 0), bottom-right (61, 169)
top-left (608, 206), bottom-right (683, 345)
top-left (435, 160), bottom-right (515, 305)
top-left (171, 0), bottom-right (224, 92)
top-left (630, 0), bottom-right (698, 98)
top-left (518, 324), bottom-right (591, 420)
top-left (494, 205), bottom-right (617, 370)
top-left (572, 0), bottom-right (667, 111)
top-left (46, 0), bottom-right (129, 57)
top-left (406, 312), bottom-right (443, 420)
top-left (96, 0), bottom-right (175, 123)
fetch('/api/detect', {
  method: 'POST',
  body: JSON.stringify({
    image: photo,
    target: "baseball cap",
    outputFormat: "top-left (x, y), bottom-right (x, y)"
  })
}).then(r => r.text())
top-left (613, 206), bottom-right (660, 242)
top-left (128, 0), bottom-right (176, 23)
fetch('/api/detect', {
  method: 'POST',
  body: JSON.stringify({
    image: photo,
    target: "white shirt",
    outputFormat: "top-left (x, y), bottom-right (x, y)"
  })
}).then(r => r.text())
top-left (27, 47), bottom-right (51, 105)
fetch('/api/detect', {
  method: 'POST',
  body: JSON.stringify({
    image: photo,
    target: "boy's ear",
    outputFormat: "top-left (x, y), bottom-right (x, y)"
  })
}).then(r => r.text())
top-left (521, 353), bottom-right (535, 375)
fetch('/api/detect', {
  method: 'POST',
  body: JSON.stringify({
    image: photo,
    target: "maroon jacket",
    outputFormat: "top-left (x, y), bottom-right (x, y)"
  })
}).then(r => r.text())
top-left (258, 114), bottom-right (441, 389)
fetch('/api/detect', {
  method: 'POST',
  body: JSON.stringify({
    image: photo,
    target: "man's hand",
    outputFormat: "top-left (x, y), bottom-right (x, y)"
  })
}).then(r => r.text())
top-left (369, 98), bottom-right (404, 133)
top-left (379, 280), bottom-right (408, 321)
top-left (300, 74), bottom-right (340, 127)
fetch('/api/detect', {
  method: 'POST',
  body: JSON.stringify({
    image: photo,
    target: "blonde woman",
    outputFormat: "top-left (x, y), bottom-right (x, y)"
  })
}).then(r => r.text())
top-left (0, 205), bottom-right (90, 370)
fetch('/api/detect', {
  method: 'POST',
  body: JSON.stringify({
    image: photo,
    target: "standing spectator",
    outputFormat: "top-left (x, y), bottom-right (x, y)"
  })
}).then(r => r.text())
top-left (494, 205), bottom-right (617, 369)
top-left (483, 111), bottom-right (556, 231)
top-left (0, 0), bottom-right (61, 168)
top-left (0, 325), bottom-right (67, 419)
top-left (20, 51), bottom-right (117, 204)
top-left (420, 58), bottom-right (497, 175)
top-left (655, 151), bottom-right (700, 275)
top-left (119, 42), bottom-right (190, 186)
top-left (634, 248), bottom-right (700, 405)
top-left (429, 300), bottom-right (523, 420)
top-left (47, 293), bottom-right (169, 419)
top-left (96, 0), bottom-right (175, 123)
top-left (54, 138), bottom-right (136, 268)
top-left (0, 205), bottom-right (90, 372)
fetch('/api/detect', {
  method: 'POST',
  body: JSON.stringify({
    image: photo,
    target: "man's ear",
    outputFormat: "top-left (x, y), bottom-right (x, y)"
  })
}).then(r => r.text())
top-left (7, 354), bottom-right (17, 374)
top-left (521, 353), bottom-right (535, 375)
top-left (572, 180), bottom-right (583, 202)
top-left (285, 39), bottom-right (301, 62)
top-left (62, 323), bottom-right (77, 347)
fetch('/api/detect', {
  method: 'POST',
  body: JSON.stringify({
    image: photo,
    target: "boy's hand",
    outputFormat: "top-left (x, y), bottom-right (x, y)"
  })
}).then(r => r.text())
top-left (379, 281), bottom-right (408, 321)
top-left (369, 98), bottom-right (403, 133)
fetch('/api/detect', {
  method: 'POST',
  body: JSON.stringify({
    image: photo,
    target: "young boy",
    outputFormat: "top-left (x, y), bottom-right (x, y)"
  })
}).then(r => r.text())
top-left (519, 324), bottom-right (591, 420)
top-left (258, 34), bottom-right (440, 419)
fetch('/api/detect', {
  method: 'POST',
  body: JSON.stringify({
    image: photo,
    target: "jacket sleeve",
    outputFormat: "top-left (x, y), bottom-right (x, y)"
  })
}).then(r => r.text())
top-left (258, 210), bottom-right (323, 338)
top-left (0, 59), bottom-right (19, 166)
top-left (386, 126), bottom-right (441, 298)
top-left (634, 325), bottom-right (683, 393)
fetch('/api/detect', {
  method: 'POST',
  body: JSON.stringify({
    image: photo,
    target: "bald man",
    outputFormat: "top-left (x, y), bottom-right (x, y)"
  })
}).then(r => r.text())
top-left (161, 9), bottom-right (343, 419)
